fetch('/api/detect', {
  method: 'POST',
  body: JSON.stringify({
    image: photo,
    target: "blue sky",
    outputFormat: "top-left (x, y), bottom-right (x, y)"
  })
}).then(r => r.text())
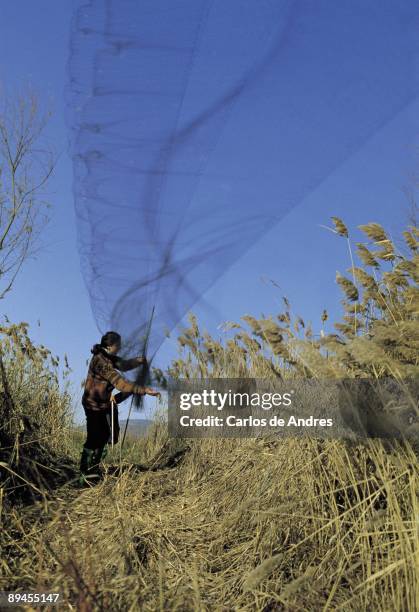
top-left (1, 1), bottom-right (418, 423)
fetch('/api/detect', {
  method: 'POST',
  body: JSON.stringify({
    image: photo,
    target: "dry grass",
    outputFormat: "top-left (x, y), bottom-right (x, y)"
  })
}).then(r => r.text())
top-left (1, 219), bottom-right (418, 611)
top-left (2, 431), bottom-right (417, 610)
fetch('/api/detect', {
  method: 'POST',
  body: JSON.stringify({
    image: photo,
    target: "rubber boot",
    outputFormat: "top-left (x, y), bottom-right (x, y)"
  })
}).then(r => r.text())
top-left (91, 446), bottom-right (108, 481)
top-left (78, 447), bottom-right (95, 487)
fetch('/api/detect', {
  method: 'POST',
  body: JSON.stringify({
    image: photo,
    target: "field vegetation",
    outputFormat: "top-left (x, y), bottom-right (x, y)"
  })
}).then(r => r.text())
top-left (1, 219), bottom-right (418, 611)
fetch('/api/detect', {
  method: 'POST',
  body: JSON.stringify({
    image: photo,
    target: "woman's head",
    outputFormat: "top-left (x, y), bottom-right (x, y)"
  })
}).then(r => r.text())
top-left (91, 331), bottom-right (121, 355)
top-left (101, 331), bottom-right (122, 354)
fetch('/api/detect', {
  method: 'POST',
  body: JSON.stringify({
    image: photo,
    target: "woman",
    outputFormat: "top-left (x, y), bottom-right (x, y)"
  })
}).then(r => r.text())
top-left (79, 331), bottom-right (160, 485)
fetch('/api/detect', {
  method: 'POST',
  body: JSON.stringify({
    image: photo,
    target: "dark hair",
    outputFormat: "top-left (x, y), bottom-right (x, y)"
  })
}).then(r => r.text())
top-left (91, 331), bottom-right (121, 355)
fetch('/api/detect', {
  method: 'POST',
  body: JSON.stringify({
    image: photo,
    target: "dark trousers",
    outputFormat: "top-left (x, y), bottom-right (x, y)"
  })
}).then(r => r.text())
top-left (83, 406), bottom-right (119, 450)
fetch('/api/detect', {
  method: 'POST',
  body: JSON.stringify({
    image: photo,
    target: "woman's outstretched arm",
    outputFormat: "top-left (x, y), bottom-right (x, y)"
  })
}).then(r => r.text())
top-left (113, 356), bottom-right (147, 372)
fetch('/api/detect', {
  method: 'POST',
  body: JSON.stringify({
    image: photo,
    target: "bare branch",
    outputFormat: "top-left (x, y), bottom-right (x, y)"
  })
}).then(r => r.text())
top-left (0, 88), bottom-right (55, 296)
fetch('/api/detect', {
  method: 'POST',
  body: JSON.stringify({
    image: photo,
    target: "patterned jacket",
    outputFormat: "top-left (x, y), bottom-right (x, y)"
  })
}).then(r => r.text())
top-left (82, 348), bottom-right (146, 411)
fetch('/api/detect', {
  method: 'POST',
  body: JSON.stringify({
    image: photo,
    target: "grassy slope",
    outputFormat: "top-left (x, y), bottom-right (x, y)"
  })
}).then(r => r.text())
top-left (2, 421), bottom-right (418, 611)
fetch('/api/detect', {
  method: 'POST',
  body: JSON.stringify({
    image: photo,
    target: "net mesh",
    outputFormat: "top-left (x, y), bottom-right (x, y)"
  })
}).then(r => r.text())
top-left (66, 0), bottom-right (419, 364)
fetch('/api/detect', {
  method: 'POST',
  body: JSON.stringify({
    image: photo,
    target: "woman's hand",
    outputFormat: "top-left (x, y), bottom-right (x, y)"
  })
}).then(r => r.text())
top-left (135, 356), bottom-right (147, 365)
top-left (145, 387), bottom-right (161, 400)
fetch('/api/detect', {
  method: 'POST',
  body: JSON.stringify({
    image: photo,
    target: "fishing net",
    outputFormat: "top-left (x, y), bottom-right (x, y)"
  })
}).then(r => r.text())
top-left (66, 0), bottom-right (419, 364)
